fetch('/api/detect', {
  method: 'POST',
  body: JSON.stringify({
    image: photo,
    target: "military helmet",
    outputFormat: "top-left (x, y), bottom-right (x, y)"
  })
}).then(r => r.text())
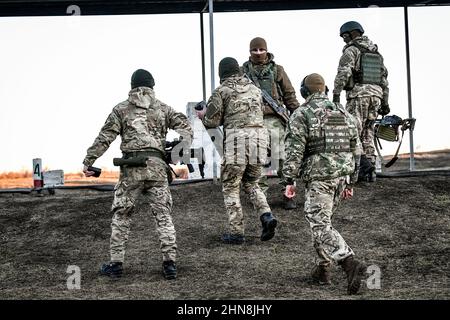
top-left (340, 21), bottom-right (364, 36)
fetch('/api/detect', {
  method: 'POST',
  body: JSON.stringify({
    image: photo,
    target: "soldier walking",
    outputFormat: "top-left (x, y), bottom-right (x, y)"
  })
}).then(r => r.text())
top-left (82, 69), bottom-right (193, 280)
top-left (197, 57), bottom-right (277, 244)
top-left (283, 73), bottom-right (367, 295)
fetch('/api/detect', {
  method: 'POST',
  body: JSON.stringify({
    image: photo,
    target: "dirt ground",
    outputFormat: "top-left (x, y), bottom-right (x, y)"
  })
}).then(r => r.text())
top-left (0, 155), bottom-right (449, 300)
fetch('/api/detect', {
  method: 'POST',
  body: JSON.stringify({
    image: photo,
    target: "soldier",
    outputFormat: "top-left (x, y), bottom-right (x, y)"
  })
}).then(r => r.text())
top-left (197, 57), bottom-right (277, 244)
top-left (242, 37), bottom-right (300, 210)
top-left (332, 21), bottom-right (390, 182)
top-left (82, 69), bottom-right (193, 280)
top-left (283, 73), bottom-right (367, 295)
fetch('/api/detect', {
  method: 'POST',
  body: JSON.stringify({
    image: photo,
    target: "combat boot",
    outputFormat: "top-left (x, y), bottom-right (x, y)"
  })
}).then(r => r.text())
top-left (100, 261), bottom-right (123, 278)
top-left (339, 256), bottom-right (367, 295)
top-left (260, 212), bottom-right (277, 241)
top-left (311, 264), bottom-right (332, 285)
top-left (283, 196), bottom-right (297, 210)
top-left (358, 155), bottom-right (375, 182)
top-left (221, 233), bottom-right (245, 245)
top-left (162, 260), bottom-right (177, 280)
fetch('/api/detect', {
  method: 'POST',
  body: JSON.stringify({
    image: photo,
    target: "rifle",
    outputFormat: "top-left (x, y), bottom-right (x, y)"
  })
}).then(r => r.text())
top-left (243, 74), bottom-right (290, 124)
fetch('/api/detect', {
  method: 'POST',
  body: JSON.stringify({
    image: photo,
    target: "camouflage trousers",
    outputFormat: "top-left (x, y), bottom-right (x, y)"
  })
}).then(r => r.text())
top-left (221, 163), bottom-right (271, 236)
top-left (259, 115), bottom-right (286, 195)
top-left (346, 96), bottom-right (381, 164)
top-left (304, 177), bottom-right (354, 266)
top-left (109, 177), bottom-right (176, 263)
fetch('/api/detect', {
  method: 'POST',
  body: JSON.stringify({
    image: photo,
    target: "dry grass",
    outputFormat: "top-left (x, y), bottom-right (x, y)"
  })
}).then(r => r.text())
top-left (0, 170), bottom-right (120, 189)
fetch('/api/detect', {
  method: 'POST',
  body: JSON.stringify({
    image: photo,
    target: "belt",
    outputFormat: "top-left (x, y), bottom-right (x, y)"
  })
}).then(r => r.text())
top-left (122, 149), bottom-right (165, 160)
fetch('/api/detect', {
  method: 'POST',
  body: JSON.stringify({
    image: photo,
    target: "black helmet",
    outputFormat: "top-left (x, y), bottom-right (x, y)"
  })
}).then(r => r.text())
top-left (340, 21), bottom-right (364, 36)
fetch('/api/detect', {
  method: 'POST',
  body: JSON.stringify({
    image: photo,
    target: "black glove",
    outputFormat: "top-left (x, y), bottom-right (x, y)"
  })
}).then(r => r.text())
top-left (379, 103), bottom-right (390, 116)
top-left (333, 94), bottom-right (340, 103)
top-left (195, 101), bottom-right (207, 111)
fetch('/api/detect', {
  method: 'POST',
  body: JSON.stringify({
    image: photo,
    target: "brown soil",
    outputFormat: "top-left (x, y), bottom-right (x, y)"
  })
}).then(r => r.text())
top-left (0, 155), bottom-right (449, 300)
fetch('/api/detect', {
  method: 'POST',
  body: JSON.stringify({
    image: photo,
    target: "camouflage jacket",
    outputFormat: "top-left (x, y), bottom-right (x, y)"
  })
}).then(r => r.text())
top-left (242, 52), bottom-right (300, 116)
top-left (333, 35), bottom-right (389, 102)
top-left (202, 75), bottom-right (267, 165)
top-left (83, 87), bottom-right (193, 181)
top-left (282, 92), bottom-right (361, 183)
top-left (202, 75), bottom-right (265, 130)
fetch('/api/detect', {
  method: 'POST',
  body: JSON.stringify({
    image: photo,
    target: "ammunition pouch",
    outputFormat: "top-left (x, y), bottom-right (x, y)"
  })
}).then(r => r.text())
top-left (304, 105), bottom-right (354, 157)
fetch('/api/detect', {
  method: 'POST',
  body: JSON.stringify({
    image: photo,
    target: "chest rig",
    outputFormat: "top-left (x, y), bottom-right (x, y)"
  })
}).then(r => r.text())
top-left (244, 62), bottom-right (282, 102)
top-left (304, 101), bottom-right (355, 157)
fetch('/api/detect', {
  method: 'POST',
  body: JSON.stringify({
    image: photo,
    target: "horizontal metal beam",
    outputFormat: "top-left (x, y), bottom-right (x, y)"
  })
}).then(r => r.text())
top-left (0, 0), bottom-right (449, 17)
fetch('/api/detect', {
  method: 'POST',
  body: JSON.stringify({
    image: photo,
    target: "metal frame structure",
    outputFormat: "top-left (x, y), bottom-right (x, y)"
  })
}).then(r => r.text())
top-left (2, 0), bottom-right (450, 171)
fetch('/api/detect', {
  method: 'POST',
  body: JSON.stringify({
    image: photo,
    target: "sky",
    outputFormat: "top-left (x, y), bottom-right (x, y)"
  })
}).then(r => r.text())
top-left (0, 5), bottom-right (449, 173)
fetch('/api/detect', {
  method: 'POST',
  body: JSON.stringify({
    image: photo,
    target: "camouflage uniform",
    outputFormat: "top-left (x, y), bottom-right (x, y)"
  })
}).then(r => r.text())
top-left (242, 53), bottom-right (300, 194)
top-left (282, 92), bottom-right (362, 267)
top-left (83, 86), bottom-right (193, 263)
top-left (333, 35), bottom-right (389, 165)
top-left (202, 75), bottom-right (271, 236)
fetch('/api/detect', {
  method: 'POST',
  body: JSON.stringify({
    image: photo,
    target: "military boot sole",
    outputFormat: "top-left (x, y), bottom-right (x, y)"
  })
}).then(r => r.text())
top-left (163, 272), bottom-right (177, 280)
top-left (311, 265), bottom-right (332, 285)
top-left (311, 273), bottom-right (331, 285)
top-left (99, 269), bottom-right (123, 279)
top-left (261, 218), bottom-right (277, 241)
top-left (221, 234), bottom-right (245, 245)
top-left (312, 276), bottom-right (332, 285)
top-left (99, 263), bottom-right (123, 279)
top-left (347, 261), bottom-right (367, 295)
top-left (284, 199), bottom-right (297, 210)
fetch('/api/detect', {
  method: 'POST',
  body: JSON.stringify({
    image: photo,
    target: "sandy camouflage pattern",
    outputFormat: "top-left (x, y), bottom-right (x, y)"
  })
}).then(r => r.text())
top-left (83, 86), bottom-right (193, 263)
top-left (202, 75), bottom-right (271, 235)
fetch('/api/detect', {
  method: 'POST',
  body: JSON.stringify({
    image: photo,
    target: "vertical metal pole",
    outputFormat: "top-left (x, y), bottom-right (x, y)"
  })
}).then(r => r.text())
top-left (200, 13), bottom-right (206, 102)
top-left (208, 0), bottom-right (218, 181)
top-left (404, 6), bottom-right (415, 171)
top-left (208, 0), bottom-right (215, 91)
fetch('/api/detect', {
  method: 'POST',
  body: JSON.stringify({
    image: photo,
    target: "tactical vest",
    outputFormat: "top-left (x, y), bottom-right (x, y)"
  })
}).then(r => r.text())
top-left (350, 43), bottom-right (383, 86)
top-left (304, 101), bottom-right (356, 157)
top-left (243, 62), bottom-right (282, 103)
